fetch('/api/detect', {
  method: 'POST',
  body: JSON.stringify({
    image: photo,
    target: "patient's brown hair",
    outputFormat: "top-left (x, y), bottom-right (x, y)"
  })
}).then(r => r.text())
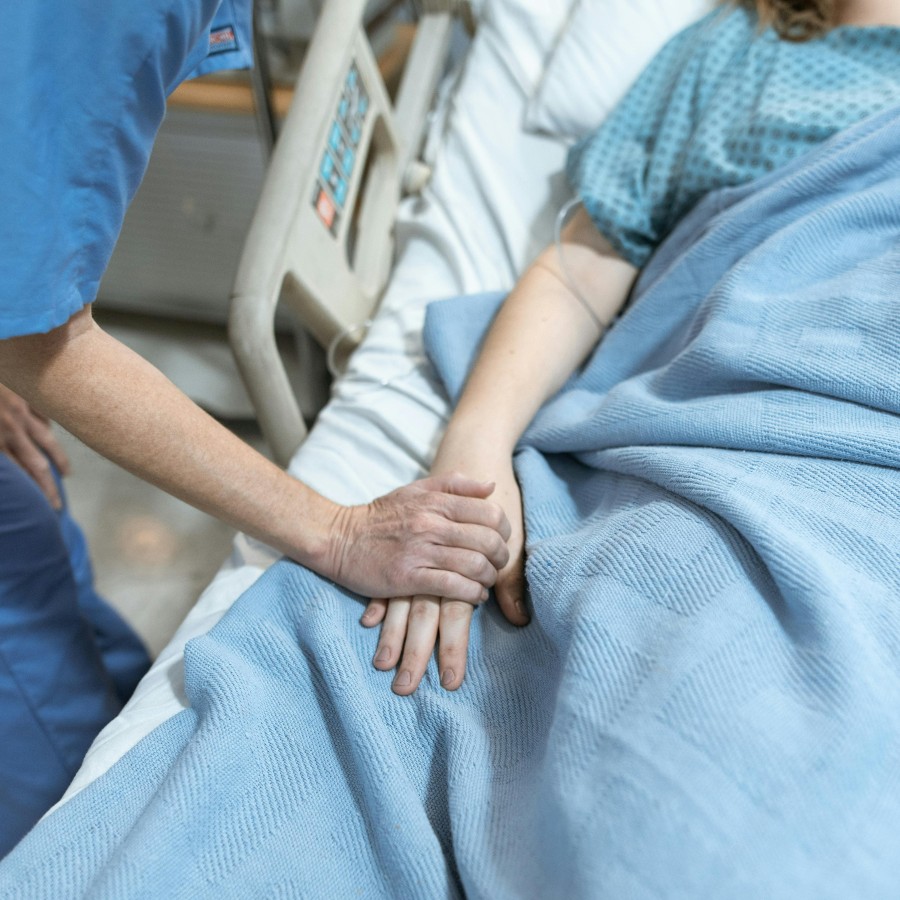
top-left (733, 0), bottom-right (837, 41)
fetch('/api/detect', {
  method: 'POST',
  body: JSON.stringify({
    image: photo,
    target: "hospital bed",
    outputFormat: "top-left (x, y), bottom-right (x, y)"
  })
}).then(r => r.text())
top-left (56, 0), bottom-right (712, 806)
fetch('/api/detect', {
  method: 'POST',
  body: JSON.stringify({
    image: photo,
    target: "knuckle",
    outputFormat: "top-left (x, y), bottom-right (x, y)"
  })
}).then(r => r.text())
top-left (490, 506), bottom-right (507, 531)
top-left (410, 511), bottom-right (433, 536)
top-left (510, 569), bottom-right (526, 588)
top-left (434, 571), bottom-right (456, 597)
top-left (480, 564), bottom-right (498, 588)
top-left (402, 647), bottom-right (425, 667)
top-left (428, 492), bottom-right (452, 518)
top-left (440, 641), bottom-right (464, 659)
top-left (442, 602), bottom-right (470, 623)
top-left (386, 558), bottom-right (410, 586)
top-left (379, 628), bottom-right (402, 648)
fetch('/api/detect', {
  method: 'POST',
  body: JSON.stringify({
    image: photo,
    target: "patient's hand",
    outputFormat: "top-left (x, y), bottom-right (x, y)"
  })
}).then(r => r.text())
top-left (361, 457), bottom-right (528, 696)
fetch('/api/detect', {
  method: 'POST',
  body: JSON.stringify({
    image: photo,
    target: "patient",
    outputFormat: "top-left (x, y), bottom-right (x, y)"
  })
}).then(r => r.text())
top-left (4, 0), bottom-right (899, 887)
top-left (362, 0), bottom-right (900, 694)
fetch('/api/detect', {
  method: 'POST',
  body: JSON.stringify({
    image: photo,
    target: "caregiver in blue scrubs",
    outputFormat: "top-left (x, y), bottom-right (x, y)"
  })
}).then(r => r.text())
top-left (0, 1), bottom-right (510, 854)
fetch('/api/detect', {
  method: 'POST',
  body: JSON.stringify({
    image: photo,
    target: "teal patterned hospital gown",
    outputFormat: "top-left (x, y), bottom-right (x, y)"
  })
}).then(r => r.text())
top-left (567, 7), bottom-right (900, 267)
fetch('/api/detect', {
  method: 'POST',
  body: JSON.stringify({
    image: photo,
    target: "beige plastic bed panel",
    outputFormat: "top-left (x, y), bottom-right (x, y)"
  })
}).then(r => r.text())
top-left (229, 0), bottom-right (464, 466)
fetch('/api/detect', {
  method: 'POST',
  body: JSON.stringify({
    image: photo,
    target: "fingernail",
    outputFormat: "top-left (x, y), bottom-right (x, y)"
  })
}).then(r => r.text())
top-left (394, 671), bottom-right (411, 688)
top-left (375, 647), bottom-right (391, 664)
top-left (515, 600), bottom-right (526, 617)
top-left (441, 669), bottom-right (455, 687)
top-left (481, 588), bottom-right (489, 602)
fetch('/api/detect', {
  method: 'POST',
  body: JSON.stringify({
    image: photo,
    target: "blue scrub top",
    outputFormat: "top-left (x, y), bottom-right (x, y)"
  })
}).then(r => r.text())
top-left (0, 1), bottom-right (253, 340)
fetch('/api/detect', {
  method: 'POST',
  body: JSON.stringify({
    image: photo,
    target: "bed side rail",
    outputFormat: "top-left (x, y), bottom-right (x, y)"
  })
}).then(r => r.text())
top-left (229, 0), bottom-right (460, 466)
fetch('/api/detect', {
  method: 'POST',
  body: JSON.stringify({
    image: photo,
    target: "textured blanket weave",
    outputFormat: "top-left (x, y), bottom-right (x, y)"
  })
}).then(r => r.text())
top-left (2, 106), bottom-right (900, 899)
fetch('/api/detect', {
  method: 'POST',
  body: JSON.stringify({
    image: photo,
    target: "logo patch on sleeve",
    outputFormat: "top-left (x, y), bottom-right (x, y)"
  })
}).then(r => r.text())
top-left (208, 25), bottom-right (239, 56)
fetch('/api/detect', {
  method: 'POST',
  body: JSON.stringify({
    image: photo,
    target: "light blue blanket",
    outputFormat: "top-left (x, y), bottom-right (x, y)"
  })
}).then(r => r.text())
top-left (3, 105), bottom-right (900, 899)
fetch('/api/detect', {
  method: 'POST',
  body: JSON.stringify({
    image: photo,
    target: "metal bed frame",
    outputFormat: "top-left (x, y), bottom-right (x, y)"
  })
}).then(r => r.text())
top-left (229, 0), bottom-right (470, 465)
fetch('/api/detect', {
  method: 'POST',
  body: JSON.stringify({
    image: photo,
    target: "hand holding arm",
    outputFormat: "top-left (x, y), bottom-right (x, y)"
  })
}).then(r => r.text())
top-left (363, 447), bottom-right (525, 694)
top-left (362, 209), bottom-right (639, 694)
top-left (0, 307), bottom-right (509, 602)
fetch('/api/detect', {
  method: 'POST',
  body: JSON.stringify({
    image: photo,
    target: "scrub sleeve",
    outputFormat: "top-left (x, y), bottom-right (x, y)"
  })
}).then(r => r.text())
top-left (0, 0), bottom-right (253, 340)
top-left (0, 0), bottom-right (252, 857)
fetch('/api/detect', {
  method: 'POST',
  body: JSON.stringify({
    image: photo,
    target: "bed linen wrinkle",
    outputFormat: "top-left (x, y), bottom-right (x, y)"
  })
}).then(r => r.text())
top-left (3, 106), bottom-right (900, 898)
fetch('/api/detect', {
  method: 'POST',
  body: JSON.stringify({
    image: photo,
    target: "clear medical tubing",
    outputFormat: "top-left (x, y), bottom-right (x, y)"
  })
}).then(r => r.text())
top-left (554, 197), bottom-right (606, 334)
top-left (326, 196), bottom-right (605, 380)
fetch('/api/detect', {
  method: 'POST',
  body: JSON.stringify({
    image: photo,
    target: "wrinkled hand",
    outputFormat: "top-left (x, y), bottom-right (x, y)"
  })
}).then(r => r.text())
top-left (325, 472), bottom-right (511, 604)
top-left (0, 383), bottom-right (69, 508)
top-left (361, 457), bottom-right (527, 695)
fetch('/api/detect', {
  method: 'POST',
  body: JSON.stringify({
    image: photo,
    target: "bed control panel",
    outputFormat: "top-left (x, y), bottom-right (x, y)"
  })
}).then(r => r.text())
top-left (312, 61), bottom-right (370, 235)
top-left (230, 0), bottom-right (458, 464)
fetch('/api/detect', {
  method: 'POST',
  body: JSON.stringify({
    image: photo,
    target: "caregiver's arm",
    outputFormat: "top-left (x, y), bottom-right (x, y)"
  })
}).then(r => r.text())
top-left (364, 208), bottom-right (639, 694)
top-left (0, 307), bottom-right (510, 603)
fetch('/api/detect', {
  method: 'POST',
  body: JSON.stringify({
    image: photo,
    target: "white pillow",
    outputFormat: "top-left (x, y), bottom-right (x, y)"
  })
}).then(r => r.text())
top-left (524, 0), bottom-right (715, 140)
top-left (482, 0), bottom-right (579, 94)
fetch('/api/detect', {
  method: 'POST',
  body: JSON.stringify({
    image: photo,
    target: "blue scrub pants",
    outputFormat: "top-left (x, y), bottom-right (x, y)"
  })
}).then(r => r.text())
top-left (0, 454), bottom-right (150, 857)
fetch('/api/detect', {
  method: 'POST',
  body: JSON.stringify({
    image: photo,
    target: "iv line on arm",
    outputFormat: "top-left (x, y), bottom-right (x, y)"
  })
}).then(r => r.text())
top-left (326, 197), bottom-right (610, 389)
top-left (553, 197), bottom-right (607, 336)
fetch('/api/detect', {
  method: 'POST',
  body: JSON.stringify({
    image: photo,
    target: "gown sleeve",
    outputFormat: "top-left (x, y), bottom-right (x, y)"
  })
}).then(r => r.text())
top-left (565, 15), bottom-right (714, 268)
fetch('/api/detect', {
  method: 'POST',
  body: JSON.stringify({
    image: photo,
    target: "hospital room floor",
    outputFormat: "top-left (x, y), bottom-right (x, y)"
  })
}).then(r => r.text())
top-left (56, 423), bottom-right (263, 659)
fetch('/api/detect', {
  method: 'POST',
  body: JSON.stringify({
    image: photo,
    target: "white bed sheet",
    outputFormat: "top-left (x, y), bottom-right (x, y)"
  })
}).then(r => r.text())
top-left (59, 0), bottom-right (571, 805)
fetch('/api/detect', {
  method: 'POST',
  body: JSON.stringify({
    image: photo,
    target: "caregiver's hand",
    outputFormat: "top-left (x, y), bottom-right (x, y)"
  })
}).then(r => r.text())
top-left (326, 473), bottom-right (511, 604)
top-left (0, 383), bottom-right (70, 509)
top-left (361, 458), bottom-right (528, 695)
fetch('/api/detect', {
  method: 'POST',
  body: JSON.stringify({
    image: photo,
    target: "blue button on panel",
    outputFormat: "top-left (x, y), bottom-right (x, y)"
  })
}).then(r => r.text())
top-left (321, 153), bottom-right (334, 181)
top-left (334, 179), bottom-right (347, 206)
top-left (342, 148), bottom-right (354, 175)
top-left (329, 122), bottom-right (342, 151)
top-left (357, 95), bottom-right (368, 116)
top-left (347, 68), bottom-right (358, 88)
top-left (350, 125), bottom-right (361, 145)
top-left (339, 98), bottom-right (348, 120)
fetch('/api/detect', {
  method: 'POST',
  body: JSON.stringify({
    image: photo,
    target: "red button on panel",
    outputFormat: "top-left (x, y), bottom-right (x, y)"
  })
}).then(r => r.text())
top-left (316, 189), bottom-right (336, 229)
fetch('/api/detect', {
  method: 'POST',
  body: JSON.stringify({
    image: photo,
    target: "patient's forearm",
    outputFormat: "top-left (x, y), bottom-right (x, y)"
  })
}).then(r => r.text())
top-left (446, 221), bottom-right (638, 456)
